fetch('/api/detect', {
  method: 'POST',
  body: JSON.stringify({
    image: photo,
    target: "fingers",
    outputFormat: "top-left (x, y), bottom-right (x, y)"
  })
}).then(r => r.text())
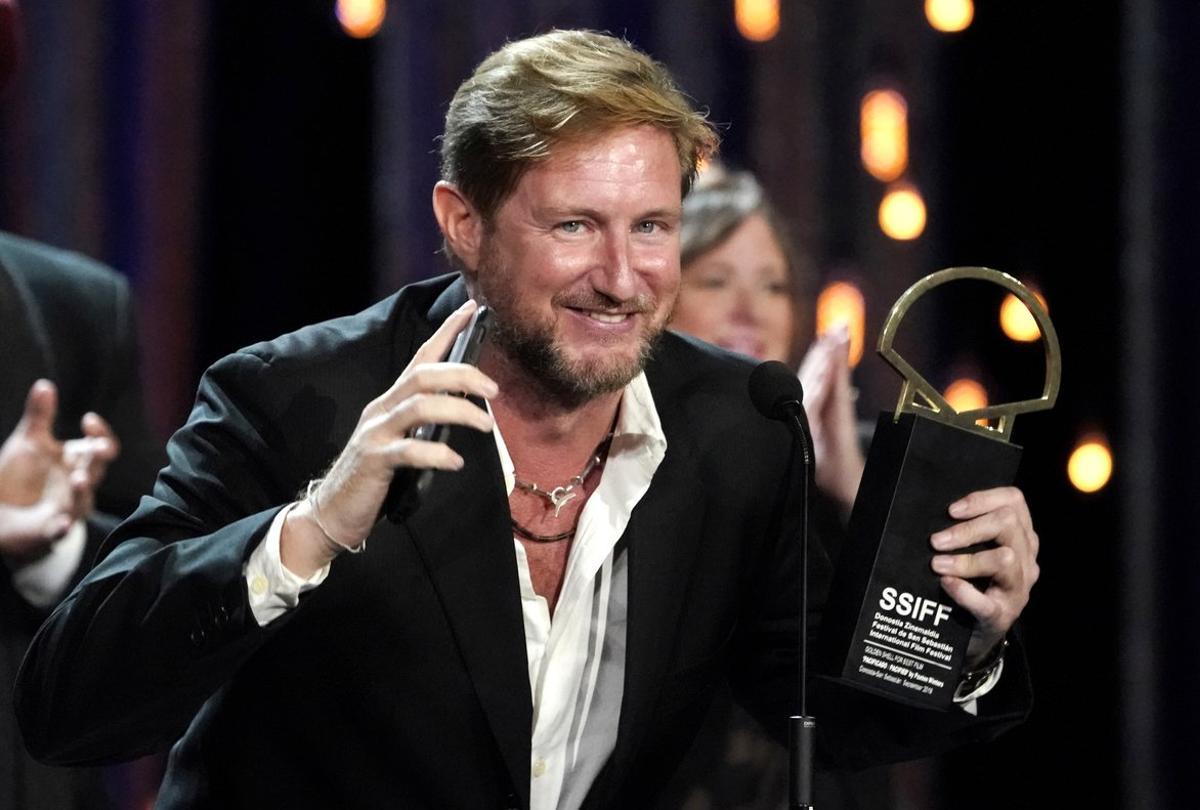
top-left (408, 299), bottom-right (479, 371)
top-left (377, 437), bottom-right (469, 472)
top-left (349, 393), bottom-right (493, 483)
top-left (946, 486), bottom-right (1034, 532)
top-left (931, 544), bottom-right (1020, 582)
top-left (63, 432), bottom-right (119, 494)
top-left (937, 575), bottom-right (1005, 628)
top-left (68, 466), bottom-right (96, 520)
top-left (826, 326), bottom-right (854, 399)
top-left (930, 487), bottom-right (1033, 552)
top-left (800, 326), bottom-right (854, 418)
top-left (378, 299), bottom-right (499, 411)
top-left (388, 363), bottom-right (499, 410)
top-left (18, 379), bottom-right (59, 439)
top-left (931, 486), bottom-right (1040, 637)
top-left (387, 392), bottom-right (495, 437)
top-left (81, 412), bottom-right (121, 456)
top-left (798, 335), bottom-right (835, 412)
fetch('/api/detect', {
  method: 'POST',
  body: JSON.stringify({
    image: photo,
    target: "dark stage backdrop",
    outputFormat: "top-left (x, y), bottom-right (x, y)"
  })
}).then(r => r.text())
top-left (1, 1), bottom-right (1196, 807)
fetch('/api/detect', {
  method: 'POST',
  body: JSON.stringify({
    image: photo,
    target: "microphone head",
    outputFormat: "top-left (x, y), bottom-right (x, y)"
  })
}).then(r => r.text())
top-left (748, 360), bottom-right (806, 421)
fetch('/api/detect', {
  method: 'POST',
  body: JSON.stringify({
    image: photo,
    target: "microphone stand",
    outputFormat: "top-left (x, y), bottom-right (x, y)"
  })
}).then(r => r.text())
top-left (783, 404), bottom-right (817, 810)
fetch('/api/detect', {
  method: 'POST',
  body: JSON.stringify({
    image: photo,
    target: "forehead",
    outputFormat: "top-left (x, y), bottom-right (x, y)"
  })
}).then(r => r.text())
top-left (700, 214), bottom-right (787, 263)
top-left (506, 125), bottom-right (683, 213)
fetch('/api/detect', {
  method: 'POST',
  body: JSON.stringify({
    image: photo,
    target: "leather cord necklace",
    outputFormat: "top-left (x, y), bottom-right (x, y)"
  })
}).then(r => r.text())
top-left (510, 433), bottom-right (613, 543)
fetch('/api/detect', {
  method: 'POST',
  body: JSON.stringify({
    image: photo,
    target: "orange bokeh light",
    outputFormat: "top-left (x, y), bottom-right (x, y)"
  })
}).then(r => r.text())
top-left (1068, 436), bottom-right (1113, 493)
top-left (860, 89), bottom-right (908, 182)
top-left (879, 183), bottom-right (927, 240)
top-left (999, 290), bottom-right (1049, 343)
top-left (337, 0), bottom-right (386, 39)
top-left (944, 378), bottom-right (988, 413)
top-left (735, 0), bottom-right (781, 42)
top-left (925, 0), bottom-right (975, 33)
top-left (815, 281), bottom-right (866, 367)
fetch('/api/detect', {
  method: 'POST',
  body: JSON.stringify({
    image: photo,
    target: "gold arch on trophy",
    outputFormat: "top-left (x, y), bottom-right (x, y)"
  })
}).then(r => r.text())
top-left (878, 267), bottom-right (1062, 442)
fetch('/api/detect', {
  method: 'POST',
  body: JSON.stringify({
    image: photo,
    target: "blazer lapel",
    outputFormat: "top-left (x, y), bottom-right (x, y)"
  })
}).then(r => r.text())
top-left (399, 277), bottom-right (532, 807)
top-left (588, 365), bottom-right (708, 803)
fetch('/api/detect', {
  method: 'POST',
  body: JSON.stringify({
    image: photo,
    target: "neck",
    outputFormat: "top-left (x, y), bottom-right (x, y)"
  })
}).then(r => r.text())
top-left (480, 343), bottom-right (622, 461)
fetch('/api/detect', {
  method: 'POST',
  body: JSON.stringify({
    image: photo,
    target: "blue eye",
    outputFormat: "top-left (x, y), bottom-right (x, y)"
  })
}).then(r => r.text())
top-left (634, 221), bottom-right (659, 234)
top-left (559, 221), bottom-right (584, 234)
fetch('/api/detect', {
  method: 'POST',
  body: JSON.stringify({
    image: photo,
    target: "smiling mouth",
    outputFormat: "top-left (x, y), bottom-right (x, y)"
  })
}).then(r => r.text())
top-left (566, 307), bottom-right (636, 324)
top-left (587, 311), bottom-right (630, 323)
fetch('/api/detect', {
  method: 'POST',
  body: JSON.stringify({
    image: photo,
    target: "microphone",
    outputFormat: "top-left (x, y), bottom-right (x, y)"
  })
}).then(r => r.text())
top-left (749, 360), bottom-right (812, 466)
top-left (749, 359), bottom-right (816, 810)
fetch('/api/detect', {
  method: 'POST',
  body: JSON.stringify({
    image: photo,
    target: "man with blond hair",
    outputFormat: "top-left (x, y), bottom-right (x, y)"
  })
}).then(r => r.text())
top-left (18, 30), bottom-right (1037, 809)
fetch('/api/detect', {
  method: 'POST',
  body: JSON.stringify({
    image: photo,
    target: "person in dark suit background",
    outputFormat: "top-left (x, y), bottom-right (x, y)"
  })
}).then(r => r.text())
top-left (16, 31), bottom-right (1039, 810)
top-left (1, 5), bottom-right (162, 807)
top-left (0, 230), bottom-right (163, 808)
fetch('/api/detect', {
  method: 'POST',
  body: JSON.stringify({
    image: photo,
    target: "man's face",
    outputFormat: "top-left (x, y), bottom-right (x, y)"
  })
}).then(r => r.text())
top-left (474, 125), bottom-right (683, 403)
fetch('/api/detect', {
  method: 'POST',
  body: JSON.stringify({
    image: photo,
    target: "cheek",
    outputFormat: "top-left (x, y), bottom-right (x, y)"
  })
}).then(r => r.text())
top-left (768, 298), bottom-right (795, 330)
top-left (765, 300), bottom-right (797, 358)
top-left (671, 289), bottom-right (729, 339)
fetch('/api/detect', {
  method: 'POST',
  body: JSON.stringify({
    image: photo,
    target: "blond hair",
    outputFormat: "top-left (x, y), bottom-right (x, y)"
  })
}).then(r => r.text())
top-left (440, 30), bottom-right (719, 220)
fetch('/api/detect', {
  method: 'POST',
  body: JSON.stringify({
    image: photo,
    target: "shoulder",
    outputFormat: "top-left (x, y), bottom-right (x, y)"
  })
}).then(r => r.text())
top-left (646, 331), bottom-right (794, 472)
top-left (0, 231), bottom-right (127, 308)
top-left (225, 272), bottom-right (461, 378)
top-left (189, 273), bottom-right (463, 449)
top-left (646, 330), bottom-right (763, 424)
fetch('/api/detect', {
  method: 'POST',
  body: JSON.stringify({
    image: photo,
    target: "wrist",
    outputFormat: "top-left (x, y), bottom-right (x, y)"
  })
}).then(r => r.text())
top-left (280, 500), bottom-right (342, 578)
top-left (956, 637), bottom-right (1008, 700)
top-left (305, 479), bottom-right (367, 554)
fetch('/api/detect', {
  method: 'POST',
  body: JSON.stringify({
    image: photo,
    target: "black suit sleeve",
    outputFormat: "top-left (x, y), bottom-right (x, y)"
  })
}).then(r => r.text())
top-left (15, 351), bottom-right (299, 765)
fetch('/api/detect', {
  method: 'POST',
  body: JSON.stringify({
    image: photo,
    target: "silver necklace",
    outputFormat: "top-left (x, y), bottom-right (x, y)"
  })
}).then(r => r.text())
top-left (512, 433), bottom-right (613, 518)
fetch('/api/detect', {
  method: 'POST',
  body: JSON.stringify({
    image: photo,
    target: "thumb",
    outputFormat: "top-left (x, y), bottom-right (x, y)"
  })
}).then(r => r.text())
top-left (17, 379), bottom-right (59, 439)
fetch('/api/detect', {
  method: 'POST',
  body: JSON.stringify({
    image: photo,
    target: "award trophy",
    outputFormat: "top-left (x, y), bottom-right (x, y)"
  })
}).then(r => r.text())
top-left (819, 267), bottom-right (1061, 710)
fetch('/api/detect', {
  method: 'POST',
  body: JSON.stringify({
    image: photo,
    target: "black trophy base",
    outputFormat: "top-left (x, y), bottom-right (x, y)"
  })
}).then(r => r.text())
top-left (819, 411), bottom-right (1022, 710)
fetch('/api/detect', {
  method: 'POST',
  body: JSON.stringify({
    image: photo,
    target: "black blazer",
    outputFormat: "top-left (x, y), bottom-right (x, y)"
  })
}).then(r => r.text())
top-left (17, 274), bottom-right (1030, 809)
top-left (0, 231), bottom-right (162, 810)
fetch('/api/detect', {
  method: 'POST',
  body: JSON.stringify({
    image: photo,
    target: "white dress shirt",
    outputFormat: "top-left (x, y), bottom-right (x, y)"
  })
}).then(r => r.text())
top-left (494, 373), bottom-right (665, 810)
top-left (5, 519), bottom-right (86, 608)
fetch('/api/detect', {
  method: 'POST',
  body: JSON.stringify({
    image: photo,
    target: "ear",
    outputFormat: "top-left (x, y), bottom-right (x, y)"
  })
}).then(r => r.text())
top-left (432, 181), bottom-right (484, 272)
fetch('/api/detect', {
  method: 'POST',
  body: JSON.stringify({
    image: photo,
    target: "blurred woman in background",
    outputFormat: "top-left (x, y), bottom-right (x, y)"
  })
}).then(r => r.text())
top-left (671, 168), bottom-right (864, 513)
top-left (663, 169), bottom-right (887, 810)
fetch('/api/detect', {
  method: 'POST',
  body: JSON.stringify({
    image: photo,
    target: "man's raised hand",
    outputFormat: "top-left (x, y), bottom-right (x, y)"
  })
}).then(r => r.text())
top-left (281, 300), bottom-right (498, 577)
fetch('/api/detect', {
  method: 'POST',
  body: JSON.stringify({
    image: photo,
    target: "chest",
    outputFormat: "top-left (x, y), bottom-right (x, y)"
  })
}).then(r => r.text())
top-left (509, 470), bottom-right (602, 613)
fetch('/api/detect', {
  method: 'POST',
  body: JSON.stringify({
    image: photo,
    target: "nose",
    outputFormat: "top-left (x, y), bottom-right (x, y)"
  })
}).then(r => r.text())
top-left (590, 231), bottom-right (638, 303)
top-left (729, 279), bottom-right (763, 325)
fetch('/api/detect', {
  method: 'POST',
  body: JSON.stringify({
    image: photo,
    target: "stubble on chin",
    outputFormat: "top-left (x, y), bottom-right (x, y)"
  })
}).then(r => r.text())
top-left (487, 304), bottom-right (665, 408)
top-left (475, 244), bottom-right (674, 406)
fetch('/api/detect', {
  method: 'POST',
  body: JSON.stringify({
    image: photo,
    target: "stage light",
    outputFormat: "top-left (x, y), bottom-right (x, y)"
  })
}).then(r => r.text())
top-left (1068, 436), bottom-right (1113, 493)
top-left (944, 378), bottom-right (988, 413)
top-left (816, 281), bottom-right (866, 367)
top-left (860, 89), bottom-right (908, 182)
top-left (925, 0), bottom-right (974, 33)
top-left (337, 0), bottom-right (386, 39)
top-left (999, 290), bottom-right (1049, 343)
top-left (735, 0), bottom-right (780, 43)
top-left (879, 183), bottom-right (926, 240)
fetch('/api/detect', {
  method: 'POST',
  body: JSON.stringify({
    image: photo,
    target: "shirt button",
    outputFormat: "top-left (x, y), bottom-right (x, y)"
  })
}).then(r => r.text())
top-left (250, 575), bottom-right (269, 596)
top-left (532, 757), bottom-right (547, 778)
